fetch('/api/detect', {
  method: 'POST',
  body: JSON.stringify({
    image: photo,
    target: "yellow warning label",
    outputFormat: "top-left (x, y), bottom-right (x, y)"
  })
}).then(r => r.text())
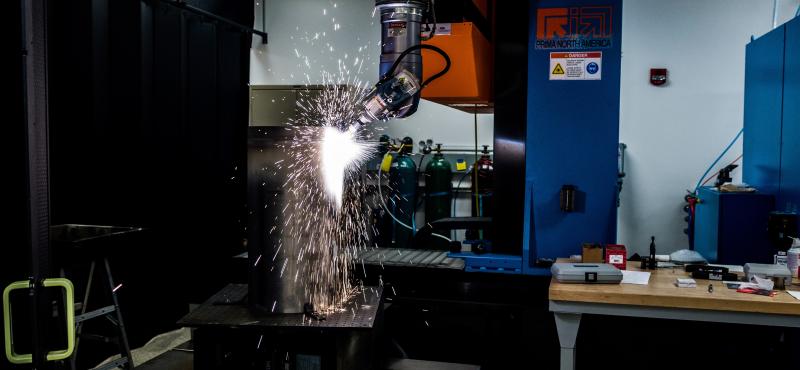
top-left (456, 160), bottom-right (467, 171)
top-left (552, 63), bottom-right (565, 75)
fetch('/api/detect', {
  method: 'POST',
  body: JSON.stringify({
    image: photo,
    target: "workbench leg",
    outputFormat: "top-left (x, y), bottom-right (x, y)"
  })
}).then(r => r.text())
top-left (554, 312), bottom-right (581, 370)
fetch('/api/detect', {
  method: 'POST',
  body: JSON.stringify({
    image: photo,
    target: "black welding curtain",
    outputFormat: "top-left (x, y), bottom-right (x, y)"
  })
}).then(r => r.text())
top-left (43, 0), bottom-right (252, 356)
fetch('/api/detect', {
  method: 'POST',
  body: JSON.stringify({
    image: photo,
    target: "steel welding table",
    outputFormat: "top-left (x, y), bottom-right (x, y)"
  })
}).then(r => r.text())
top-left (178, 284), bottom-right (383, 370)
top-left (549, 259), bottom-right (800, 370)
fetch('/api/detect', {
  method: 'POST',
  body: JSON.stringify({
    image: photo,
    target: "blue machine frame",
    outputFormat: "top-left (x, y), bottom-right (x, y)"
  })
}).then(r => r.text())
top-left (452, 0), bottom-right (623, 275)
top-left (743, 16), bottom-right (800, 212)
top-left (779, 18), bottom-right (800, 211)
top-left (743, 24), bottom-right (785, 195)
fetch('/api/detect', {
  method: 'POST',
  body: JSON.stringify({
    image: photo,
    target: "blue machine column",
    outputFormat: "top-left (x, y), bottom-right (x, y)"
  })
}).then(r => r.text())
top-left (742, 16), bottom-right (800, 235)
top-left (778, 18), bottom-right (800, 211)
top-left (743, 24), bottom-right (785, 195)
top-left (523, 0), bottom-right (622, 272)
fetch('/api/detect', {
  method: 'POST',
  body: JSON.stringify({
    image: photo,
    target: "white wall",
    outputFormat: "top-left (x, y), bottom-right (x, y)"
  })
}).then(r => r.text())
top-left (618, 0), bottom-right (798, 255)
top-left (250, 0), bottom-right (379, 86)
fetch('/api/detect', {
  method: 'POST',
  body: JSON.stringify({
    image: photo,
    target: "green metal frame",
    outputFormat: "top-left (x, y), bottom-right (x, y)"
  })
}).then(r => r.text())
top-left (3, 278), bottom-right (75, 364)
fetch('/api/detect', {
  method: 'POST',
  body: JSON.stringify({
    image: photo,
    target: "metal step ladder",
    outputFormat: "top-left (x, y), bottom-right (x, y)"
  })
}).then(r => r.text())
top-left (70, 257), bottom-right (133, 370)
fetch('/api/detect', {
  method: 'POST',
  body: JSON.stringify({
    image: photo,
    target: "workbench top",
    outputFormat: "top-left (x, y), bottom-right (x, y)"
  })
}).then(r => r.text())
top-left (549, 259), bottom-right (800, 316)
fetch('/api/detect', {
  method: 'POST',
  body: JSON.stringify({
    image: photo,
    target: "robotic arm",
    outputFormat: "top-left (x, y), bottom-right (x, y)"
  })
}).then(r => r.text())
top-left (357, 0), bottom-right (450, 125)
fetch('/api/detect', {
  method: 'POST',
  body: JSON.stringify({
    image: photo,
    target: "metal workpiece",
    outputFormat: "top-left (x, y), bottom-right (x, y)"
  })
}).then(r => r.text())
top-left (250, 252), bottom-right (307, 314)
top-left (247, 128), bottom-right (310, 314)
top-left (247, 126), bottom-right (372, 314)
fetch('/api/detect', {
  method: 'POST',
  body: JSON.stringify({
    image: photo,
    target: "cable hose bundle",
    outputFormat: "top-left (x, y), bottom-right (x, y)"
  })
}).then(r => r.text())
top-left (380, 44), bottom-right (451, 89)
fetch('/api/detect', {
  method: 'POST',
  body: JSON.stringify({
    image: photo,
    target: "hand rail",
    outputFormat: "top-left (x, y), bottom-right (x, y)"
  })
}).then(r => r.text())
top-left (3, 278), bottom-right (75, 364)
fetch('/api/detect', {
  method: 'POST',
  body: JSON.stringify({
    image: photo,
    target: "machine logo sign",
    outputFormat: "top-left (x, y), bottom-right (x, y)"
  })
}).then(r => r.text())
top-left (535, 6), bottom-right (613, 49)
top-left (586, 62), bottom-right (599, 74)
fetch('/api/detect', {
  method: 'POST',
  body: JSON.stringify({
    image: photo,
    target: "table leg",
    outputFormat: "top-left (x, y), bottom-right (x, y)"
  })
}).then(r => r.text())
top-left (554, 312), bottom-right (581, 370)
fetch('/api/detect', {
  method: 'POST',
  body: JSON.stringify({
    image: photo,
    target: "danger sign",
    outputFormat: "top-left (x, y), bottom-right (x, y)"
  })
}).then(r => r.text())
top-left (549, 51), bottom-right (602, 80)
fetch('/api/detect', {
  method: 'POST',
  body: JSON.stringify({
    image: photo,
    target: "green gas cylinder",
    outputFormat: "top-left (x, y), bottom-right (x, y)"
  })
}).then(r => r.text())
top-left (425, 144), bottom-right (452, 247)
top-left (389, 137), bottom-right (417, 249)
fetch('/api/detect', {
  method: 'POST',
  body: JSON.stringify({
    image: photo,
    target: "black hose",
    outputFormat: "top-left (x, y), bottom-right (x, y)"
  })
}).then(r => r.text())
top-left (381, 44), bottom-right (451, 88)
top-left (416, 153), bottom-right (426, 180)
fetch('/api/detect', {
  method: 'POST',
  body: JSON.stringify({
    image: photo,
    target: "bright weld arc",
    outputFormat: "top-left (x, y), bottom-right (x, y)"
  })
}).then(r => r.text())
top-left (269, 68), bottom-right (379, 315)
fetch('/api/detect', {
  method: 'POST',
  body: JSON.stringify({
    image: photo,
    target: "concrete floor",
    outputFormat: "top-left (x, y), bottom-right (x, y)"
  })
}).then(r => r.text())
top-left (133, 341), bottom-right (479, 370)
top-left (135, 341), bottom-right (193, 370)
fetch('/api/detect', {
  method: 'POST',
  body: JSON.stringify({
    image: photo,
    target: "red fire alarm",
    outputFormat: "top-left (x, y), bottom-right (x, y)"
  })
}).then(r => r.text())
top-left (650, 68), bottom-right (667, 86)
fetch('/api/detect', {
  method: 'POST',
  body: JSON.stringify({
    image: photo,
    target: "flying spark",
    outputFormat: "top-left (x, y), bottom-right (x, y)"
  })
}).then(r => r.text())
top-left (251, 19), bottom-right (395, 315)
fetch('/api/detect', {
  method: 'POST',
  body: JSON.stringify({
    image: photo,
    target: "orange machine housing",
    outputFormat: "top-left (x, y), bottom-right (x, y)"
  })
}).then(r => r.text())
top-left (421, 22), bottom-right (492, 104)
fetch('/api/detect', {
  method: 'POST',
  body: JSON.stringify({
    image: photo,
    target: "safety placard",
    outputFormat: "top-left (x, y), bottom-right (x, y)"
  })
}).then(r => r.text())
top-left (549, 52), bottom-right (602, 80)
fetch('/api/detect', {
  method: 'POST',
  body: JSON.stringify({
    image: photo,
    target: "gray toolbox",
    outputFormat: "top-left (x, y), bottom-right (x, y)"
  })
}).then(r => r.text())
top-left (551, 263), bottom-right (623, 284)
top-left (744, 263), bottom-right (792, 289)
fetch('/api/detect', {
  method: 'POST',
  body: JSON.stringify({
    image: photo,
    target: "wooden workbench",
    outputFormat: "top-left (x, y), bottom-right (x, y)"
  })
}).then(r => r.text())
top-left (549, 259), bottom-right (800, 370)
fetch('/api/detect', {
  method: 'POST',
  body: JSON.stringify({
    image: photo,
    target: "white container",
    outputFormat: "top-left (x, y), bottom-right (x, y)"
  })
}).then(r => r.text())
top-left (788, 247), bottom-right (800, 278)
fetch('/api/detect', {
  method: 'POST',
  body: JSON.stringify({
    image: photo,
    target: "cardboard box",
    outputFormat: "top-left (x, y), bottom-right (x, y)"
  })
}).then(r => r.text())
top-left (582, 243), bottom-right (604, 263)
